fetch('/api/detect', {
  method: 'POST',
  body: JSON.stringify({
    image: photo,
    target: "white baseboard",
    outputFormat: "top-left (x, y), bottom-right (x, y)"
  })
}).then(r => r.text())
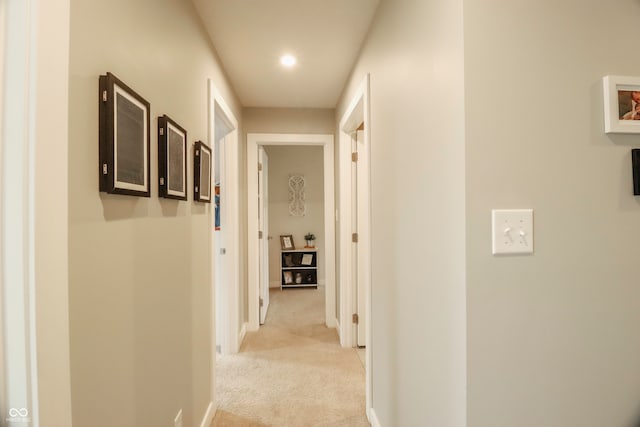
top-left (239, 322), bottom-right (247, 346)
top-left (368, 407), bottom-right (381, 427)
top-left (199, 401), bottom-right (215, 427)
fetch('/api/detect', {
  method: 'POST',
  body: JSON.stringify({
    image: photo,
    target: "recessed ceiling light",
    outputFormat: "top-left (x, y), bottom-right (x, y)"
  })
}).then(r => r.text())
top-left (280, 54), bottom-right (297, 68)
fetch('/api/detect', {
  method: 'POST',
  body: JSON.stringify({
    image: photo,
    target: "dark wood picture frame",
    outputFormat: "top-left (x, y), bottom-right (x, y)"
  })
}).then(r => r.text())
top-left (194, 140), bottom-right (212, 203)
top-left (280, 235), bottom-right (295, 250)
top-left (632, 149), bottom-right (640, 196)
top-left (158, 115), bottom-right (187, 200)
top-left (99, 72), bottom-right (151, 197)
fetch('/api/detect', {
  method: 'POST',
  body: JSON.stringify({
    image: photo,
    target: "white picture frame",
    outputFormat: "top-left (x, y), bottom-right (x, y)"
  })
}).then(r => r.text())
top-left (603, 75), bottom-right (640, 134)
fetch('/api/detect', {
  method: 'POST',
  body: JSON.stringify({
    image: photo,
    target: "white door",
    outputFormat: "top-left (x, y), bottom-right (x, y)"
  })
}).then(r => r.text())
top-left (214, 134), bottom-right (227, 352)
top-left (258, 147), bottom-right (270, 324)
top-left (353, 129), bottom-right (367, 347)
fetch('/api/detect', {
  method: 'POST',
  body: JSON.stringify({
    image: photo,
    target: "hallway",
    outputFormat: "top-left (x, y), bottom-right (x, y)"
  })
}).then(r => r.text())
top-left (212, 287), bottom-right (368, 426)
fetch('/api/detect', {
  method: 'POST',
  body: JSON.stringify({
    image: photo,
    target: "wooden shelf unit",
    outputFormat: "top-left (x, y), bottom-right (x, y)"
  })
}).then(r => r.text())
top-left (280, 248), bottom-right (318, 289)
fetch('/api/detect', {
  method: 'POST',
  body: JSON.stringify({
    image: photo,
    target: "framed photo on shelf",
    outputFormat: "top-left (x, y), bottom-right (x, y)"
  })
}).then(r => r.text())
top-left (283, 271), bottom-right (293, 285)
top-left (603, 75), bottom-right (640, 134)
top-left (99, 72), bottom-right (151, 197)
top-left (194, 140), bottom-right (212, 203)
top-left (158, 115), bottom-right (187, 200)
top-left (280, 235), bottom-right (295, 250)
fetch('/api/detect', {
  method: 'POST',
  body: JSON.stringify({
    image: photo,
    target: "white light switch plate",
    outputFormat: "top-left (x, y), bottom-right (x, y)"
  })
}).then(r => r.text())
top-left (492, 209), bottom-right (534, 255)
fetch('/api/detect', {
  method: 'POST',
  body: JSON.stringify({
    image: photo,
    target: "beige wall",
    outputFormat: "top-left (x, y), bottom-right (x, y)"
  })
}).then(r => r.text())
top-left (465, 1), bottom-right (640, 426)
top-left (243, 108), bottom-right (336, 134)
top-left (339, 0), bottom-right (640, 425)
top-left (336, 0), bottom-right (466, 425)
top-left (68, 1), bottom-right (241, 426)
top-left (265, 146), bottom-right (325, 286)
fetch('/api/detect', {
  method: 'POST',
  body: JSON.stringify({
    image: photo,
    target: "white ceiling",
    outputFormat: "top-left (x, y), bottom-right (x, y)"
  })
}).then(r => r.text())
top-left (191, 0), bottom-right (381, 109)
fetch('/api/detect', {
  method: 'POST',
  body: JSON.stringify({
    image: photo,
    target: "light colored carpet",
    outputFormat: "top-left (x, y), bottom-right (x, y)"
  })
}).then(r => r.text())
top-left (211, 287), bottom-right (369, 427)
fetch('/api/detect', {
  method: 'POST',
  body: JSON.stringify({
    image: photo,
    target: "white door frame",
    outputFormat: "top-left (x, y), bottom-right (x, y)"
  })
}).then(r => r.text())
top-left (338, 74), bottom-right (372, 415)
top-left (2, 1), bottom-right (72, 425)
top-left (258, 147), bottom-right (270, 324)
top-left (208, 82), bottom-right (239, 362)
top-left (247, 133), bottom-right (336, 331)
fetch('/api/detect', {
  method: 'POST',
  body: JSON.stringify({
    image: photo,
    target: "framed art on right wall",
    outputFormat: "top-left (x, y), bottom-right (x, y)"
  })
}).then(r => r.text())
top-left (603, 75), bottom-right (640, 134)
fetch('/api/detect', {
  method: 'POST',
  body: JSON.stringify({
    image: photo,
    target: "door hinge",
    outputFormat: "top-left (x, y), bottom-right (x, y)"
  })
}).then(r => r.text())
top-left (159, 128), bottom-right (164, 136)
top-left (259, 230), bottom-right (263, 239)
top-left (259, 297), bottom-right (264, 307)
top-left (102, 163), bottom-right (108, 175)
top-left (352, 152), bottom-right (358, 162)
top-left (258, 163), bottom-right (263, 171)
top-left (352, 313), bottom-right (359, 324)
top-left (102, 90), bottom-right (107, 102)
top-left (352, 233), bottom-right (359, 243)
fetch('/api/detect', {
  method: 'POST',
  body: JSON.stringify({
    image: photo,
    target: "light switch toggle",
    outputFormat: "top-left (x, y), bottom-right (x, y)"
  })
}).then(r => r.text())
top-left (492, 209), bottom-right (534, 255)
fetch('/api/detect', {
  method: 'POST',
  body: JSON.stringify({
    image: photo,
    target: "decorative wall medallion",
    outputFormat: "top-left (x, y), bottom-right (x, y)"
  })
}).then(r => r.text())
top-left (288, 174), bottom-right (306, 216)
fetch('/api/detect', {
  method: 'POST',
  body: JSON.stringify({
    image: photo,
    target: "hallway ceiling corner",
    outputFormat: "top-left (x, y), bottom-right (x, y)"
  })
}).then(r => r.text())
top-left (191, 0), bottom-right (381, 109)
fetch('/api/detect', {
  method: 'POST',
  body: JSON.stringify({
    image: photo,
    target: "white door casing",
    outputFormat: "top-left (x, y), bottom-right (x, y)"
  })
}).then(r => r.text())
top-left (258, 147), bottom-right (270, 324)
top-left (247, 133), bottom-right (336, 331)
top-left (355, 129), bottom-right (367, 347)
top-left (338, 74), bottom-right (372, 417)
top-left (210, 82), bottom-right (239, 357)
top-left (208, 81), bottom-right (239, 424)
top-left (214, 130), bottom-right (228, 355)
top-left (2, 0), bottom-right (73, 425)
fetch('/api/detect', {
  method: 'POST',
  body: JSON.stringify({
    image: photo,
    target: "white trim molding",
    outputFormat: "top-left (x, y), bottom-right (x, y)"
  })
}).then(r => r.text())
top-left (338, 73), bottom-right (373, 417)
top-left (247, 133), bottom-right (336, 331)
top-left (2, 1), bottom-right (73, 425)
top-left (198, 401), bottom-right (215, 427)
top-left (208, 80), bottom-right (240, 425)
top-left (369, 407), bottom-right (382, 427)
top-left (239, 322), bottom-right (247, 347)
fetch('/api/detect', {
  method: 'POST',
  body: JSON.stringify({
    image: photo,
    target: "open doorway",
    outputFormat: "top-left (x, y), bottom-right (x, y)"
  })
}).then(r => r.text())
top-left (247, 134), bottom-right (336, 332)
top-left (263, 145), bottom-right (324, 300)
top-left (209, 81), bottom-right (240, 360)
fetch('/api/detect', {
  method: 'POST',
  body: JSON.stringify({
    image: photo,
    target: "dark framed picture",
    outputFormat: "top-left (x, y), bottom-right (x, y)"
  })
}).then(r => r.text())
top-left (194, 140), bottom-right (212, 203)
top-left (99, 72), bottom-right (150, 197)
top-left (632, 149), bottom-right (640, 196)
top-left (280, 235), bottom-right (295, 250)
top-left (158, 115), bottom-right (187, 200)
top-left (603, 75), bottom-right (640, 134)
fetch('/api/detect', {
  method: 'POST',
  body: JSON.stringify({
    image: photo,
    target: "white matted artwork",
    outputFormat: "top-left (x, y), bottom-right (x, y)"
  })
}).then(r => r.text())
top-left (288, 174), bottom-right (306, 216)
top-left (603, 75), bottom-right (640, 134)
